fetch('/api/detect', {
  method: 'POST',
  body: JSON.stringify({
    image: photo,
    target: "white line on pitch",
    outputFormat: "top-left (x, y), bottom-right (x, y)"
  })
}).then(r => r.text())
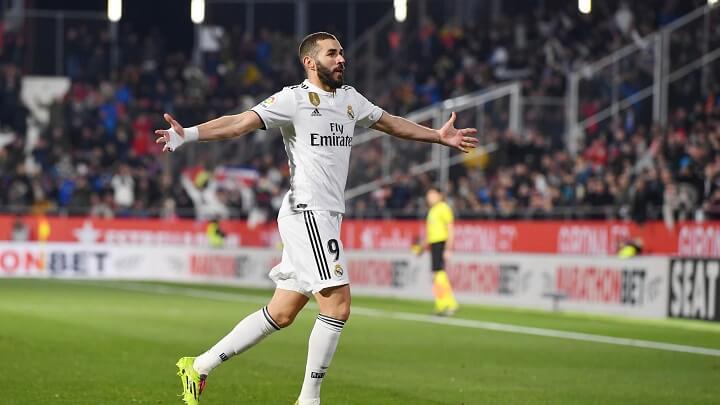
top-left (82, 281), bottom-right (720, 358)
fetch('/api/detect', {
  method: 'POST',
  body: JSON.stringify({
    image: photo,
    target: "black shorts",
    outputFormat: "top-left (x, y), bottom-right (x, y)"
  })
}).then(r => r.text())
top-left (430, 241), bottom-right (446, 272)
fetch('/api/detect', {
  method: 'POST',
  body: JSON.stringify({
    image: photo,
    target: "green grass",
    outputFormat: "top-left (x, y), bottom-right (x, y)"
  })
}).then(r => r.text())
top-left (2, 279), bottom-right (720, 404)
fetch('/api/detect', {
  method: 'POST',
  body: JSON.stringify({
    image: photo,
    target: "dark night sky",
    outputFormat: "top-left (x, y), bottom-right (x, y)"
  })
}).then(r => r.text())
top-left (25, 0), bottom-right (393, 55)
top-left (30, 0), bottom-right (194, 53)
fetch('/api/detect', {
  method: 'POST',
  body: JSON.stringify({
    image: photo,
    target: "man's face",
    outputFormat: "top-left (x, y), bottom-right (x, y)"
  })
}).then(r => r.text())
top-left (426, 190), bottom-right (441, 206)
top-left (313, 39), bottom-right (346, 89)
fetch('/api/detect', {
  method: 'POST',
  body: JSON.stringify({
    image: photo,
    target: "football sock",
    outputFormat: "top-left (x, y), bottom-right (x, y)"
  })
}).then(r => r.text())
top-left (298, 314), bottom-right (345, 401)
top-left (193, 306), bottom-right (280, 375)
top-left (432, 273), bottom-right (444, 311)
top-left (434, 270), bottom-right (458, 311)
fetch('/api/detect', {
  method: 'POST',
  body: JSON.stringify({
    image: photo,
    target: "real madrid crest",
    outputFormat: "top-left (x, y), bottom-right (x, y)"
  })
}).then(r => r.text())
top-left (309, 92), bottom-right (321, 107)
top-left (347, 105), bottom-right (355, 120)
top-left (261, 95), bottom-right (276, 108)
top-left (334, 264), bottom-right (344, 277)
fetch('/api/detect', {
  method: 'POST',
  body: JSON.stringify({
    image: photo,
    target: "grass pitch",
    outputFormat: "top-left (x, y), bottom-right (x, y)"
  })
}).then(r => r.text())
top-left (1, 279), bottom-right (719, 404)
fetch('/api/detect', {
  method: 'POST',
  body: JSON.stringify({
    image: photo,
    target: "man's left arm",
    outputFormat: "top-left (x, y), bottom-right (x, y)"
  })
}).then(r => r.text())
top-left (371, 112), bottom-right (479, 153)
top-left (444, 221), bottom-right (454, 261)
top-left (444, 208), bottom-right (454, 261)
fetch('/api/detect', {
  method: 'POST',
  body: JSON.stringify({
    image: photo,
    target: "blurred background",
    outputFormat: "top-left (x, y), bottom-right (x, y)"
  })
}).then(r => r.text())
top-left (0, 0), bottom-right (719, 320)
top-left (0, 0), bottom-right (717, 222)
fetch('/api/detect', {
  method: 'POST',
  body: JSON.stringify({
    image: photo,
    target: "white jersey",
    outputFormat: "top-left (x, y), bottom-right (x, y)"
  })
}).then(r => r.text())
top-left (251, 79), bottom-right (384, 217)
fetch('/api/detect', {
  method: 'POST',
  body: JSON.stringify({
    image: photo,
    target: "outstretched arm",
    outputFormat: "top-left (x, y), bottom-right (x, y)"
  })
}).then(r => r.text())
top-left (371, 111), bottom-right (479, 153)
top-left (444, 222), bottom-right (454, 261)
top-left (155, 111), bottom-right (264, 152)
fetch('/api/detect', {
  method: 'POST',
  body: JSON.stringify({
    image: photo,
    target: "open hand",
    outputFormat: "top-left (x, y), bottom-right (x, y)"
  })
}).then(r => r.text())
top-left (155, 113), bottom-right (185, 152)
top-left (438, 112), bottom-right (479, 153)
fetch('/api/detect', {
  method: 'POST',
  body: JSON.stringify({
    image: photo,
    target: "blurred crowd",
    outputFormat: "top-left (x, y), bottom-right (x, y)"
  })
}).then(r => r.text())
top-left (0, 23), bottom-right (299, 220)
top-left (354, 98), bottom-right (720, 226)
top-left (0, 0), bottom-right (718, 224)
top-left (373, 0), bottom-right (658, 109)
top-left (349, 0), bottom-right (720, 223)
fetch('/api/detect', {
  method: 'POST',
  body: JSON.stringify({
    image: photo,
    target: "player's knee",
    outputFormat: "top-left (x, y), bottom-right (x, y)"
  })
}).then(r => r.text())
top-left (271, 310), bottom-right (297, 328)
top-left (337, 304), bottom-right (351, 321)
top-left (321, 303), bottom-right (350, 322)
top-left (316, 284), bottom-right (351, 321)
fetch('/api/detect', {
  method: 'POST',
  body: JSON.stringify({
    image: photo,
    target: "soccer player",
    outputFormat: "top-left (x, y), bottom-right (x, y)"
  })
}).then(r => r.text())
top-left (419, 187), bottom-right (459, 316)
top-left (155, 32), bottom-right (478, 405)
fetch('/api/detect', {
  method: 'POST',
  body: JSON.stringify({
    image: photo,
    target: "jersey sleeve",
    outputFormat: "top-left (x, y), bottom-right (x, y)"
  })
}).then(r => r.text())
top-left (250, 88), bottom-right (296, 130)
top-left (443, 204), bottom-right (454, 224)
top-left (353, 90), bottom-right (384, 128)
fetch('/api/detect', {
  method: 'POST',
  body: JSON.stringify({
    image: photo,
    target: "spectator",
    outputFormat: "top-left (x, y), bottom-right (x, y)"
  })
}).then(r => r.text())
top-left (11, 216), bottom-right (29, 241)
top-left (181, 170), bottom-right (230, 221)
top-left (111, 164), bottom-right (135, 213)
top-left (89, 193), bottom-right (114, 219)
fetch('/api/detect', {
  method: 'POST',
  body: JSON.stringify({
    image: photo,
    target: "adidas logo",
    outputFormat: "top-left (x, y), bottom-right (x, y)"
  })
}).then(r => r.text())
top-left (311, 108), bottom-right (322, 117)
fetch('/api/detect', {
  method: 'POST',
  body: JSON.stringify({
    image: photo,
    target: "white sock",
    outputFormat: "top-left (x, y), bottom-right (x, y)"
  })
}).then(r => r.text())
top-left (193, 306), bottom-right (280, 375)
top-left (298, 314), bottom-right (346, 402)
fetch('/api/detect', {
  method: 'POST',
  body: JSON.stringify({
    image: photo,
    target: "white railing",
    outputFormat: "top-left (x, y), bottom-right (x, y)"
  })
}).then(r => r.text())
top-left (566, 3), bottom-right (720, 156)
top-left (345, 82), bottom-right (521, 201)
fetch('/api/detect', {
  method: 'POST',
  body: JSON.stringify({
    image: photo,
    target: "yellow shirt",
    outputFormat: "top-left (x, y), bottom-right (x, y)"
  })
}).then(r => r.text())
top-left (426, 201), bottom-right (454, 244)
top-left (206, 222), bottom-right (225, 248)
top-left (618, 244), bottom-right (638, 258)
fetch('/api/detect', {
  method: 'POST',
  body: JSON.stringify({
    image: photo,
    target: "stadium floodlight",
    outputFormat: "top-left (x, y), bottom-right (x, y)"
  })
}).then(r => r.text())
top-left (191, 0), bottom-right (205, 24)
top-left (107, 0), bottom-right (122, 22)
top-left (394, 0), bottom-right (407, 22)
top-left (578, 0), bottom-right (591, 14)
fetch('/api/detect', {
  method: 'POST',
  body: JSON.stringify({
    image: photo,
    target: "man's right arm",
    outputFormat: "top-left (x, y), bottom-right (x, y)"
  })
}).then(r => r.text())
top-left (157, 88), bottom-right (295, 152)
top-left (195, 111), bottom-right (264, 141)
top-left (155, 111), bottom-right (263, 152)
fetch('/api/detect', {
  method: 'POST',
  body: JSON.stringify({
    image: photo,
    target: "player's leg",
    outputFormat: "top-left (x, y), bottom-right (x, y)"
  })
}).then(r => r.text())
top-left (297, 284), bottom-right (351, 405)
top-left (193, 288), bottom-right (309, 375)
top-left (430, 242), bottom-right (458, 315)
top-left (434, 270), bottom-right (459, 315)
top-left (291, 211), bottom-right (350, 405)
top-left (177, 289), bottom-right (308, 404)
top-left (430, 242), bottom-right (445, 313)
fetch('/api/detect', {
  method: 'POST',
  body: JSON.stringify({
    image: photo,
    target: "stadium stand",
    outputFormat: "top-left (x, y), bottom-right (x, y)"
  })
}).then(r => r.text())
top-left (0, 0), bottom-right (717, 224)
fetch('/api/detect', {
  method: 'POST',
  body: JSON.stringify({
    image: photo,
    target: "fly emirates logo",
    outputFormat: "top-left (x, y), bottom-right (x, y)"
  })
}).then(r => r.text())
top-left (311, 123), bottom-right (352, 147)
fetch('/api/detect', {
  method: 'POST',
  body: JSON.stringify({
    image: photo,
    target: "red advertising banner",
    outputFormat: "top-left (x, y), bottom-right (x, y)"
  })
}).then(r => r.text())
top-left (1, 215), bottom-right (718, 256)
top-left (340, 220), bottom-right (679, 255)
top-left (0, 216), bottom-right (278, 247)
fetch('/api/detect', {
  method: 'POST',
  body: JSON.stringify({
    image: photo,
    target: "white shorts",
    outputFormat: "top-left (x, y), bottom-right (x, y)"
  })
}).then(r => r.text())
top-left (269, 210), bottom-right (349, 296)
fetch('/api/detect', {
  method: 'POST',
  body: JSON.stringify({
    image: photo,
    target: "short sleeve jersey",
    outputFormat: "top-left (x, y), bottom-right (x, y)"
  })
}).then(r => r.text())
top-left (426, 201), bottom-right (454, 244)
top-left (251, 79), bottom-right (384, 217)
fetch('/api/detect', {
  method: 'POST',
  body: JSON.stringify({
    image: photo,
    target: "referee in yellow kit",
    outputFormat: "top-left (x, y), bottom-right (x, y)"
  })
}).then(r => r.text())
top-left (415, 187), bottom-right (459, 316)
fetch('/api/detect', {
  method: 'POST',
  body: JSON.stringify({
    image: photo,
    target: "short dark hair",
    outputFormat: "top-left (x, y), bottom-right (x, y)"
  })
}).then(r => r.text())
top-left (298, 32), bottom-right (338, 63)
top-left (427, 186), bottom-right (443, 195)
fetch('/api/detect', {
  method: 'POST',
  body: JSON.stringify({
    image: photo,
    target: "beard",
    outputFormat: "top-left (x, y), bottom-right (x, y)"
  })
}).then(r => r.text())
top-left (316, 60), bottom-right (344, 90)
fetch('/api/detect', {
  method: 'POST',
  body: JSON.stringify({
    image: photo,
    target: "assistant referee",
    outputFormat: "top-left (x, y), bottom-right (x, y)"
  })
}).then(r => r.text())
top-left (423, 187), bottom-right (459, 316)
